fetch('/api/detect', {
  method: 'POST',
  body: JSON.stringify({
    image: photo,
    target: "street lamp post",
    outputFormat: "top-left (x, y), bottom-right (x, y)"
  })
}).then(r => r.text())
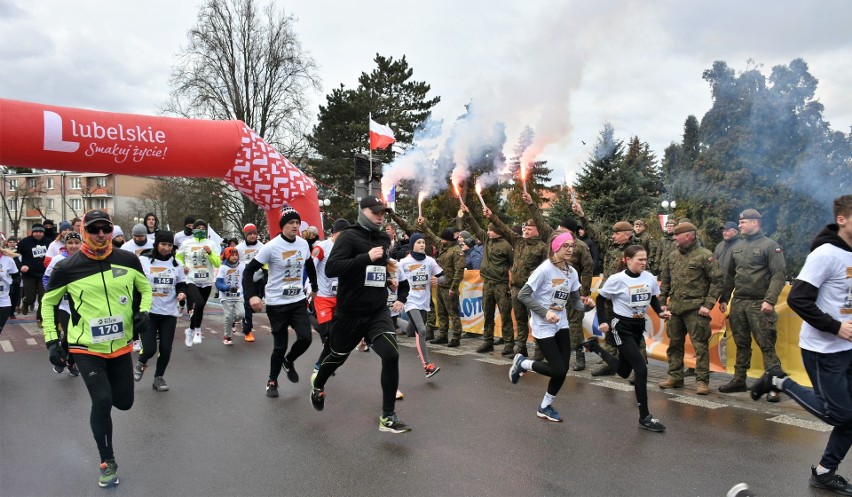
top-left (318, 198), bottom-right (331, 233)
top-left (660, 200), bottom-right (677, 231)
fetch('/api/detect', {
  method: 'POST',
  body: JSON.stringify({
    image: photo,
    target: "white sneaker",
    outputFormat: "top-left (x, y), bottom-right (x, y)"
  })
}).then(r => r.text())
top-left (193, 330), bottom-right (203, 344)
top-left (185, 328), bottom-right (193, 347)
top-left (132, 340), bottom-right (142, 352)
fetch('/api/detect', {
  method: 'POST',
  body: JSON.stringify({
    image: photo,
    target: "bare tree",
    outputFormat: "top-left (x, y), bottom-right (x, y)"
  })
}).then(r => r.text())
top-left (163, 0), bottom-right (320, 233)
top-left (1, 176), bottom-right (47, 237)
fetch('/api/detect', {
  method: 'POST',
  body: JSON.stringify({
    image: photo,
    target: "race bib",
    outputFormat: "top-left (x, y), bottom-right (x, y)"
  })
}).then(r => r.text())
top-left (282, 286), bottom-right (302, 297)
top-left (365, 265), bottom-right (387, 287)
top-left (629, 284), bottom-right (651, 312)
top-left (193, 269), bottom-right (211, 282)
top-left (32, 245), bottom-right (47, 258)
top-left (89, 315), bottom-right (125, 344)
top-left (410, 271), bottom-right (429, 290)
top-left (549, 285), bottom-right (570, 311)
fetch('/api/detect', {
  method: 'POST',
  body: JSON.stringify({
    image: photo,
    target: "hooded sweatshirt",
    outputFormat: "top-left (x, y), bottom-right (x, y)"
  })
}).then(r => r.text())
top-left (788, 224), bottom-right (852, 353)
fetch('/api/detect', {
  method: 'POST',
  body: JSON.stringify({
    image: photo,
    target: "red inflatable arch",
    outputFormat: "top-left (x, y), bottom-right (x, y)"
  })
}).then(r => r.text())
top-left (0, 98), bottom-right (320, 237)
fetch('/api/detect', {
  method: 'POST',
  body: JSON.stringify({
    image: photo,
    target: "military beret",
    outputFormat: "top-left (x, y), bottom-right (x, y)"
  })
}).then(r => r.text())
top-left (612, 221), bottom-right (633, 233)
top-left (739, 208), bottom-right (762, 220)
top-left (673, 222), bottom-right (698, 235)
top-left (722, 221), bottom-right (738, 230)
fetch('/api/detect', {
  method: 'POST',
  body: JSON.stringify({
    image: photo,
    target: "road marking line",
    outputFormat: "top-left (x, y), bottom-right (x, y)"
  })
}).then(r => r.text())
top-left (475, 357), bottom-right (512, 365)
top-left (670, 395), bottom-right (727, 409)
top-left (433, 349), bottom-right (467, 356)
top-left (768, 415), bottom-right (832, 432)
top-left (0, 340), bottom-right (13, 352)
top-left (26, 338), bottom-right (37, 346)
top-left (593, 379), bottom-right (635, 392)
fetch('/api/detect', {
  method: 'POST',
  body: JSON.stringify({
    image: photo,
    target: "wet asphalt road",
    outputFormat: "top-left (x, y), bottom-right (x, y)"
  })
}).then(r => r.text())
top-left (0, 303), bottom-right (838, 497)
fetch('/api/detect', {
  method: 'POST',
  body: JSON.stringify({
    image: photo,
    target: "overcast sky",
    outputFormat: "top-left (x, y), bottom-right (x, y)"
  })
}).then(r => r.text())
top-left (1, 0), bottom-right (850, 184)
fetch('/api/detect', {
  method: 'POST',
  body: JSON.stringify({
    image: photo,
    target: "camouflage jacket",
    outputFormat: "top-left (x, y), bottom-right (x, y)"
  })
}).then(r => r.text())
top-left (530, 203), bottom-right (593, 295)
top-left (463, 212), bottom-right (513, 283)
top-left (488, 212), bottom-right (547, 288)
top-left (660, 240), bottom-right (723, 315)
top-left (720, 231), bottom-right (786, 304)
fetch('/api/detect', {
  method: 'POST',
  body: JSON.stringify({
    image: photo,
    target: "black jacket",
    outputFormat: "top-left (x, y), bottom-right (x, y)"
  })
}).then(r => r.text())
top-left (326, 226), bottom-right (390, 314)
top-left (17, 235), bottom-right (49, 278)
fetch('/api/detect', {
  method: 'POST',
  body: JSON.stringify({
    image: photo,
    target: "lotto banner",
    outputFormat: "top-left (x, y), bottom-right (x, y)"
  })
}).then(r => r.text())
top-left (0, 98), bottom-right (320, 236)
top-left (457, 271), bottom-right (809, 385)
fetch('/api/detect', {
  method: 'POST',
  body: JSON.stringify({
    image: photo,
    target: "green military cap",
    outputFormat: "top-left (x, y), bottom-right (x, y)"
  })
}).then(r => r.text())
top-left (673, 222), bottom-right (698, 235)
top-left (739, 208), bottom-right (762, 220)
top-left (612, 221), bottom-right (633, 232)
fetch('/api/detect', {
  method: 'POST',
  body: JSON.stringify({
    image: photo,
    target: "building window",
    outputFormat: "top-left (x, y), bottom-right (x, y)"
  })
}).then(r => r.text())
top-left (70, 198), bottom-right (83, 211)
top-left (29, 198), bottom-right (42, 210)
top-left (46, 178), bottom-right (55, 190)
top-left (7, 179), bottom-right (17, 192)
top-left (70, 177), bottom-right (81, 190)
top-left (47, 198), bottom-right (55, 210)
top-left (9, 202), bottom-right (16, 213)
top-left (94, 177), bottom-right (108, 188)
top-left (91, 198), bottom-right (108, 210)
top-left (27, 178), bottom-right (39, 190)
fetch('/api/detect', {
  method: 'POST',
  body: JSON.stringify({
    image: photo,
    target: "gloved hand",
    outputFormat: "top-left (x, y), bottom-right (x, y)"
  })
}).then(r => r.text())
top-left (134, 311), bottom-right (150, 336)
top-left (46, 340), bottom-right (67, 368)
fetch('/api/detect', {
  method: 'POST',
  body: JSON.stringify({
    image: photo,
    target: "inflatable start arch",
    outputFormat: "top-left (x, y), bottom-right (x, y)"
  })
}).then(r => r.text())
top-left (0, 98), bottom-right (320, 237)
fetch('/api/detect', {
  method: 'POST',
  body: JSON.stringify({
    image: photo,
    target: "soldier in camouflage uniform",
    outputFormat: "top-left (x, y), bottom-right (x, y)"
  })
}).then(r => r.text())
top-left (718, 209), bottom-right (787, 400)
top-left (461, 204), bottom-right (514, 353)
top-left (654, 219), bottom-right (677, 276)
top-left (658, 222), bottom-right (723, 395)
top-left (526, 193), bottom-right (594, 370)
top-left (485, 204), bottom-right (548, 356)
top-left (574, 202), bottom-right (644, 377)
top-left (417, 218), bottom-right (466, 347)
top-left (633, 220), bottom-right (656, 273)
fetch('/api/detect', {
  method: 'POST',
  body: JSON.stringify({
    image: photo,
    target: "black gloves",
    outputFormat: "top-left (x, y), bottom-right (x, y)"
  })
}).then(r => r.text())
top-left (46, 340), bottom-right (67, 368)
top-left (134, 311), bottom-right (150, 335)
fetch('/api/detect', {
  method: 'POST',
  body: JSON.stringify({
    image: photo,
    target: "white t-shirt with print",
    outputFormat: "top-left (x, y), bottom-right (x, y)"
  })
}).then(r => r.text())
top-left (0, 255), bottom-right (20, 307)
top-left (177, 238), bottom-right (218, 288)
top-left (524, 259), bottom-right (581, 339)
top-left (312, 239), bottom-right (338, 298)
top-left (598, 270), bottom-right (661, 318)
top-left (797, 243), bottom-right (852, 354)
top-left (400, 254), bottom-right (442, 313)
top-left (253, 235), bottom-right (311, 306)
top-left (217, 262), bottom-right (245, 302)
top-left (140, 257), bottom-right (186, 317)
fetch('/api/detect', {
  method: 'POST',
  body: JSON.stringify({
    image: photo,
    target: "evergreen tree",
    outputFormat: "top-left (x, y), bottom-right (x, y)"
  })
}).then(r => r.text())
top-left (309, 54), bottom-right (440, 220)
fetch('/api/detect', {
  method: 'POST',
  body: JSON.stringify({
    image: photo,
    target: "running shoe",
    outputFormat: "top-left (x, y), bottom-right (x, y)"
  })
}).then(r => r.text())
top-left (509, 353), bottom-right (526, 384)
top-left (749, 364), bottom-right (786, 401)
top-left (98, 459), bottom-right (119, 488)
top-left (193, 330), bottom-right (203, 344)
top-left (152, 376), bottom-right (169, 392)
top-left (639, 414), bottom-right (666, 432)
top-left (310, 372), bottom-right (325, 411)
top-left (810, 466), bottom-right (852, 494)
top-left (184, 328), bottom-right (193, 347)
top-left (266, 379), bottom-right (279, 398)
top-left (379, 412), bottom-right (412, 433)
top-left (282, 358), bottom-right (299, 383)
top-left (67, 363), bottom-right (80, 377)
top-left (131, 340), bottom-right (142, 352)
top-left (357, 339), bottom-right (370, 352)
top-left (52, 364), bottom-right (65, 374)
top-left (396, 389), bottom-right (405, 400)
top-left (424, 363), bottom-right (441, 378)
top-left (244, 331), bottom-right (255, 342)
top-left (223, 336), bottom-right (233, 346)
top-left (133, 361), bottom-right (147, 382)
top-left (536, 405), bottom-right (563, 422)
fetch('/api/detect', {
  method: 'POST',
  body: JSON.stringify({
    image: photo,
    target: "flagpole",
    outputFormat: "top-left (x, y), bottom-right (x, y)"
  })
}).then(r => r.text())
top-left (368, 112), bottom-right (373, 196)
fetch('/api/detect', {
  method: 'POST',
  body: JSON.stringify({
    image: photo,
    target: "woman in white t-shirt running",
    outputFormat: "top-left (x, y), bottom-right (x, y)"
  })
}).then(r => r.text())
top-left (583, 245), bottom-right (671, 433)
top-left (395, 233), bottom-right (443, 378)
top-left (510, 231), bottom-right (595, 422)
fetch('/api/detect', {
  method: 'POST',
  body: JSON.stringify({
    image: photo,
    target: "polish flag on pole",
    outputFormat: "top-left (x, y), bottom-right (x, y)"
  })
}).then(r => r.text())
top-left (369, 118), bottom-right (396, 150)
